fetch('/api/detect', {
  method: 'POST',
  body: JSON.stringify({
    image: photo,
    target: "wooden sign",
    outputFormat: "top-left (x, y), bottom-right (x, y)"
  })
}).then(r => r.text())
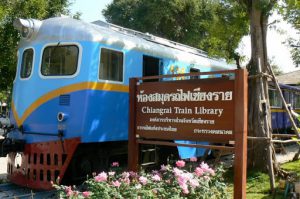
top-left (128, 69), bottom-right (248, 199)
top-left (135, 78), bottom-right (234, 142)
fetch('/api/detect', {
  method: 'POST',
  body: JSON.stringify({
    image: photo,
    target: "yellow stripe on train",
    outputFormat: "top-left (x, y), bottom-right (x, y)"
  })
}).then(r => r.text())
top-left (12, 82), bottom-right (129, 126)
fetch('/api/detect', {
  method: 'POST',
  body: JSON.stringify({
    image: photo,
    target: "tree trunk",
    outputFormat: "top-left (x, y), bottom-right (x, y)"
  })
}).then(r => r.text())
top-left (247, 0), bottom-right (274, 171)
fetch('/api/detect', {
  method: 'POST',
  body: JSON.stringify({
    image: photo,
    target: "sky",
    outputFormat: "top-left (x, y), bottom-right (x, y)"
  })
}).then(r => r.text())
top-left (70, 0), bottom-right (299, 73)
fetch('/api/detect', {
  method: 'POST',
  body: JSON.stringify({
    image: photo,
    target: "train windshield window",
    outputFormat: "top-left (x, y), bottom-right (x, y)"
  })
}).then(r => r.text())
top-left (269, 89), bottom-right (282, 108)
top-left (41, 45), bottom-right (78, 76)
top-left (99, 48), bottom-right (123, 82)
top-left (20, 48), bottom-right (34, 78)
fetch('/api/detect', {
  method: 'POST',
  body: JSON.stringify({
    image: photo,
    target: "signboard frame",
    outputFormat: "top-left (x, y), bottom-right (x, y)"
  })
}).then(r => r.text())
top-left (128, 69), bottom-right (248, 199)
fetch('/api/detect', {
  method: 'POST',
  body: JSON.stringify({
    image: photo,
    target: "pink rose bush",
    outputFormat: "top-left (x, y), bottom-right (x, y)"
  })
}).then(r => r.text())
top-left (54, 159), bottom-right (228, 198)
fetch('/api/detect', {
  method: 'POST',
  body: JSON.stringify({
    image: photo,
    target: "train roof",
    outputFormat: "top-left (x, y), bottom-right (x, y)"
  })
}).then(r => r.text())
top-left (269, 81), bottom-right (300, 93)
top-left (16, 17), bottom-right (235, 70)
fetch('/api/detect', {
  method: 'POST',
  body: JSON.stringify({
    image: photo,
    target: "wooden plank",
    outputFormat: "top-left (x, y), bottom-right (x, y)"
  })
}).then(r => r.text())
top-left (272, 134), bottom-right (298, 138)
top-left (233, 69), bottom-right (248, 199)
top-left (267, 64), bottom-right (300, 137)
top-left (128, 78), bottom-right (139, 172)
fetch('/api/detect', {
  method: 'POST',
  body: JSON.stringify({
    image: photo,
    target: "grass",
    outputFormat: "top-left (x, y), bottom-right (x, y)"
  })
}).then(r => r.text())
top-left (225, 160), bottom-right (300, 198)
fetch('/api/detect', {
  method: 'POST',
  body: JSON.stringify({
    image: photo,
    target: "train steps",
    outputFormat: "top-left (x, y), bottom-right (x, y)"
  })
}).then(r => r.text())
top-left (0, 183), bottom-right (57, 198)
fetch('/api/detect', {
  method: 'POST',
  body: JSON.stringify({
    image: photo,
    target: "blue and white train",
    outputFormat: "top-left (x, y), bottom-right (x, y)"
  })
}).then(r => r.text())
top-left (269, 83), bottom-right (300, 132)
top-left (1, 17), bottom-right (235, 189)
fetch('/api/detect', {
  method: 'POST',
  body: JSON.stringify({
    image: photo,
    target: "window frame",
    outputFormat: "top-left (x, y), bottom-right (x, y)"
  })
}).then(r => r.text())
top-left (98, 47), bottom-right (125, 84)
top-left (20, 47), bottom-right (35, 80)
top-left (39, 42), bottom-right (82, 79)
top-left (269, 88), bottom-right (283, 108)
top-left (294, 92), bottom-right (300, 110)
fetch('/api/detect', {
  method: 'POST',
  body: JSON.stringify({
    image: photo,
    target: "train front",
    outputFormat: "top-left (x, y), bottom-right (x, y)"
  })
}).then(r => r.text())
top-left (0, 17), bottom-right (106, 190)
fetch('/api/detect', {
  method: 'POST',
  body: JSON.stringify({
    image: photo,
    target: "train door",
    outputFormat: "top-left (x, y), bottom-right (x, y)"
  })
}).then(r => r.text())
top-left (143, 55), bottom-right (162, 81)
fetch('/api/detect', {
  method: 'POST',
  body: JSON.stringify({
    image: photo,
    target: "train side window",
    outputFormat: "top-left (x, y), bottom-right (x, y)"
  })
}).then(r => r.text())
top-left (99, 48), bottom-right (123, 82)
top-left (20, 48), bottom-right (34, 79)
top-left (269, 89), bottom-right (282, 108)
top-left (294, 93), bottom-right (300, 109)
top-left (41, 45), bottom-right (79, 76)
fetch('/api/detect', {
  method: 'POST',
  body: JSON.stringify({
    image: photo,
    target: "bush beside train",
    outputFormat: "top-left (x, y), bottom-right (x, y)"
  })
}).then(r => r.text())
top-left (0, 17), bottom-right (236, 189)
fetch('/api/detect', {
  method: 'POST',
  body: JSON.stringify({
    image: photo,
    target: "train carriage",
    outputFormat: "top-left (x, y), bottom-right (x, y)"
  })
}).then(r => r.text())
top-left (1, 17), bottom-right (235, 189)
top-left (269, 82), bottom-right (300, 132)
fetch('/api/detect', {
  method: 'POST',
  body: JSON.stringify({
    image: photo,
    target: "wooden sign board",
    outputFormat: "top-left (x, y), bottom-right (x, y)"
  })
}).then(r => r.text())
top-left (136, 78), bottom-right (234, 142)
top-left (128, 69), bottom-right (248, 199)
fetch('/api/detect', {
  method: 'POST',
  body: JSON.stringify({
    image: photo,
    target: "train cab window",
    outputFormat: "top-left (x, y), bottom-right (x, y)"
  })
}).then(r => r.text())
top-left (269, 89), bottom-right (282, 108)
top-left (190, 68), bottom-right (200, 79)
top-left (143, 55), bottom-right (161, 82)
top-left (99, 48), bottom-right (123, 82)
top-left (294, 93), bottom-right (300, 109)
top-left (41, 45), bottom-right (78, 76)
top-left (20, 48), bottom-right (34, 78)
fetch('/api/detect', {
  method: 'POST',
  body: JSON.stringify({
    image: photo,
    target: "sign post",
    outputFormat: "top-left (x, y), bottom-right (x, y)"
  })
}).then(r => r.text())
top-left (128, 69), bottom-right (248, 198)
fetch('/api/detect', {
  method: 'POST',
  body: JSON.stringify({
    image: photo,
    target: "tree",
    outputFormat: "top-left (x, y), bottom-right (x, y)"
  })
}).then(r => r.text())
top-left (280, 0), bottom-right (300, 67)
top-left (104, 0), bottom-right (299, 174)
top-left (0, 0), bottom-right (71, 93)
top-left (103, 0), bottom-right (249, 63)
top-left (269, 58), bottom-right (283, 75)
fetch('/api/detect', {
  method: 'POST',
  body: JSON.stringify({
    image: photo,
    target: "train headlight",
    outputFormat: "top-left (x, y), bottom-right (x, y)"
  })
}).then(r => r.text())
top-left (57, 112), bottom-right (68, 122)
top-left (13, 18), bottom-right (42, 40)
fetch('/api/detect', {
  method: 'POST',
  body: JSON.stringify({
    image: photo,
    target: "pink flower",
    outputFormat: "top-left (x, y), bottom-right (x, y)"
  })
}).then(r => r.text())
top-left (65, 187), bottom-right (73, 197)
top-left (152, 174), bottom-right (161, 181)
top-left (180, 183), bottom-right (189, 194)
top-left (200, 162), bottom-right (209, 171)
top-left (82, 191), bottom-right (91, 198)
top-left (108, 171), bottom-right (115, 176)
top-left (176, 160), bottom-right (186, 168)
top-left (189, 179), bottom-right (199, 188)
top-left (160, 164), bottom-right (167, 171)
top-left (65, 186), bottom-right (73, 196)
top-left (204, 176), bottom-right (210, 181)
top-left (122, 172), bottom-right (130, 178)
top-left (112, 180), bottom-right (121, 188)
top-left (206, 168), bottom-right (215, 176)
top-left (111, 162), bottom-right (119, 167)
top-left (177, 173), bottom-right (191, 187)
top-left (122, 177), bottom-right (130, 185)
top-left (73, 191), bottom-right (79, 196)
top-left (173, 167), bottom-right (183, 176)
top-left (129, 171), bottom-right (138, 178)
top-left (190, 157), bottom-right (197, 162)
top-left (139, 176), bottom-right (148, 185)
top-left (94, 172), bottom-right (108, 182)
top-left (177, 176), bottom-right (187, 186)
top-left (195, 167), bottom-right (204, 177)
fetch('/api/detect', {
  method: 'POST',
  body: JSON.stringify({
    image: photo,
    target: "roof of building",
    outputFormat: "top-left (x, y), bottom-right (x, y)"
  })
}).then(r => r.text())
top-left (276, 70), bottom-right (300, 85)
